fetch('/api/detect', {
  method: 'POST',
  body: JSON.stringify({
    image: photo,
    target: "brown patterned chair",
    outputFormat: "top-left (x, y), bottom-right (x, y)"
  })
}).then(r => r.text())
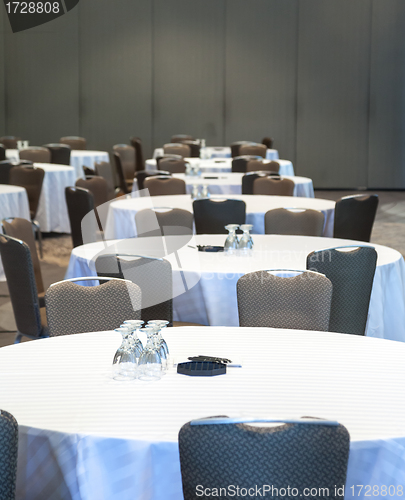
top-left (239, 143), bottom-right (267, 158)
top-left (253, 177), bottom-right (295, 196)
top-left (0, 136), bottom-right (20, 149)
top-left (0, 410), bottom-right (19, 500)
top-left (76, 176), bottom-right (109, 208)
top-left (157, 157), bottom-right (187, 174)
top-left (247, 159), bottom-right (280, 173)
top-left (143, 176), bottom-right (186, 196)
top-left (163, 143), bottom-right (191, 158)
top-left (265, 208), bottom-right (324, 236)
top-left (135, 208), bottom-right (193, 237)
top-left (60, 136), bottom-right (87, 150)
top-left (19, 146), bottom-right (51, 164)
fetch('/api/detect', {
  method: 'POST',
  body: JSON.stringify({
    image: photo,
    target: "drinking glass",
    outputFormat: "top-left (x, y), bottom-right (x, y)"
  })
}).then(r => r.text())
top-left (138, 327), bottom-right (162, 381)
top-left (201, 185), bottom-right (209, 198)
top-left (191, 184), bottom-right (199, 199)
top-left (122, 320), bottom-right (144, 358)
top-left (224, 224), bottom-right (240, 253)
top-left (148, 320), bottom-right (170, 368)
top-left (238, 224), bottom-right (254, 251)
top-left (112, 327), bottom-right (137, 381)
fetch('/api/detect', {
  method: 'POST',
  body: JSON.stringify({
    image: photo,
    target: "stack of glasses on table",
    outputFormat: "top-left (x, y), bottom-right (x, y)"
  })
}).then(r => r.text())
top-left (112, 320), bottom-right (169, 381)
top-left (224, 224), bottom-right (254, 253)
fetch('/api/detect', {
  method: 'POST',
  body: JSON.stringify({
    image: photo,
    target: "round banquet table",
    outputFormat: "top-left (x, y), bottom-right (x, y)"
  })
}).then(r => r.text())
top-left (2, 328), bottom-right (405, 500)
top-left (104, 194), bottom-right (335, 239)
top-left (65, 234), bottom-right (405, 341)
top-left (34, 163), bottom-right (76, 233)
top-left (153, 146), bottom-right (280, 161)
top-left (0, 185), bottom-right (31, 281)
top-left (146, 157), bottom-right (294, 176)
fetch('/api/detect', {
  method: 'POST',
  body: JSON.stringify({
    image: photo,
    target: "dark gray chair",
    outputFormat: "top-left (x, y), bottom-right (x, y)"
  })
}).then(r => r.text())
top-left (262, 136), bottom-right (274, 149)
top-left (231, 155), bottom-right (261, 173)
top-left (193, 198), bottom-right (246, 234)
top-left (334, 194), bottom-right (379, 242)
top-left (0, 144), bottom-right (5, 162)
top-left (113, 152), bottom-right (130, 195)
top-left (253, 176), bottom-right (295, 196)
top-left (0, 234), bottom-right (48, 343)
top-left (94, 161), bottom-right (117, 200)
top-left (45, 277), bottom-right (141, 336)
top-left (265, 208), bottom-right (325, 236)
top-left (179, 416), bottom-right (349, 500)
top-left (65, 186), bottom-right (95, 248)
top-left (19, 146), bottom-right (51, 164)
top-left (0, 136), bottom-right (20, 149)
top-left (237, 270), bottom-right (332, 330)
top-left (143, 176), bottom-right (186, 196)
top-left (230, 141), bottom-right (251, 157)
top-left (242, 171), bottom-right (280, 195)
top-left (0, 160), bottom-right (32, 185)
top-left (135, 208), bottom-right (194, 237)
top-left (129, 137), bottom-right (145, 171)
top-left (60, 136), bottom-right (86, 150)
top-left (113, 144), bottom-right (136, 190)
top-left (0, 410), bottom-right (18, 500)
top-left (134, 169), bottom-right (171, 191)
top-left (307, 246), bottom-right (377, 335)
top-left (177, 140), bottom-right (200, 158)
top-left (44, 143), bottom-right (71, 165)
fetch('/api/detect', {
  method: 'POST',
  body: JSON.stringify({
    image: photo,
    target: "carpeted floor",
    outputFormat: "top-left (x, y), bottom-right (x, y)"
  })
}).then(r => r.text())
top-left (0, 189), bottom-right (404, 347)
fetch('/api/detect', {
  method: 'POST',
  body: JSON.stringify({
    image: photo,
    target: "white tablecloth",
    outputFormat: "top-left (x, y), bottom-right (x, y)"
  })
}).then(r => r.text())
top-left (0, 185), bottom-right (31, 281)
top-left (1, 328), bottom-right (404, 499)
top-left (153, 146), bottom-right (280, 161)
top-left (66, 234), bottom-right (405, 341)
top-left (34, 163), bottom-right (76, 233)
top-left (146, 158), bottom-right (294, 176)
top-left (104, 194), bottom-right (334, 239)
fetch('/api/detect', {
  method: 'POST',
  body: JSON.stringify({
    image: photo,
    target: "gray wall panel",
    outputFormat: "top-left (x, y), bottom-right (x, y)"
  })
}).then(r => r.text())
top-left (153, 0), bottom-right (225, 148)
top-left (0, 8), bottom-right (5, 136)
top-left (79, 0), bottom-right (152, 155)
top-left (296, 0), bottom-right (371, 188)
top-left (368, 0), bottom-right (405, 189)
top-left (4, 9), bottom-right (79, 145)
top-left (225, 0), bottom-right (298, 164)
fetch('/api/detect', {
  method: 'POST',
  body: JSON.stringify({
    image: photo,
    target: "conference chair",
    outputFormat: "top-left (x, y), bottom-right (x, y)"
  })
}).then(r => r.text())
top-left (129, 137), bottom-right (145, 171)
top-left (0, 234), bottom-right (48, 342)
top-left (76, 176), bottom-right (109, 208)
top-left (113, 144), bottom-right (136, 190)
top-left (135, 208), bottom-right (194, 237)
top-left (19, 146), bottom-right (51, 164)
top-left (0, 410), bottom-right (19, 500)
top-left (230, 141), bottom-right (250, 157)
top-left (333, 194), bottom-right (379, 242)
top-left (239, 143), bottom-right (267, 158)
top-left (143, 176), bottom-right (186, 196)
top-left (113, 152), bottom-right (130, 195)
top-left (265, 208), bottom-right (325, 237)
top-left (60, 136), bottom-right (87, 150)
top-left (95, 161), bottom-right (117, 200)
top-left (171, 134), bottom-right (195, 143)
top-left (0, 160), bottom-right (32, 184)
top-left (134, 169), bottom-right (171, 191)
top-left (241, 171), bottom-right (280, 195)
top-left (65, 186), bottom-right (95, 248)
top-left (0, 144), bottom-right (5, 162)
top-left (247, 159), bottom-right (280, 173)
top-left (193, 198), bottom-right (246, 234)
top-left (45, 277), bottom-right (141, 336)
top-left (43, 143), bottom-right (71, 165)
top-left (157, 157), bottom-right (187, 174)
top-left (0, 136), bottom-right (20, 149)
top-left (179, 417), bottom-right (349, 500)
top-left (306, 246), bottom-right (377, 335)
top-left (231, 155), bottom-right (261, 173)
top-left (262, 136), bottom-right (274, 149)
top-left (163, 143), bottom-right (191, 157)
top-left (237, 270), bottom-right (332, 330)
top-left (253, 176), bottom-right (295, 196)
top-left (176, 140), bottom-right (200, 158)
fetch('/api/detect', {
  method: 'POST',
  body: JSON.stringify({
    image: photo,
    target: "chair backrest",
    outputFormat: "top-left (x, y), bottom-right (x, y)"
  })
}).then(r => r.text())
top-left (113, 144), bottom-right (136, 181)
top-left (0, 410), bottom-right (19, 500)
top-left (0, 145), bottom-right (5, 162)
top-left (143, 176), bottom-right (186, 196)
top-left (307, 246), bottom-right (377, 335)
top-left (262, 136), bottom-right (274, 149)
top-left (43, 143), bottom-right (71, 165)
top-left (247, 159), bottom-right (280, 173)
top-left (265, 208), bottom-right (325, 236)
top-left (113, 152), bottom-right (129, 195)
top-left (157, 157), bottom-right (186, 174)
top-left (9, 166), bottom-right (45, 218)
top-left (95, 255), bottom-right (173, 324)
top-left (177, 140), bottom-right (200, 158)
top-left (76, 176), bottom-right (109, 208)
top-left (230, 141), bottom-right (250, 157)
top-left (171, 134), bottom-right (195, 143)
top-left (134, 169), bottom-right (170, 191)
top-left (231, 155), bottom-right (261, 173)
top-left (19, 146), bottom-right (51, 164)
top-left (0, 136), bottom-right (20, 149)
top-left (65, 186), bottom-right (95, 247)
top-left (242, 171), bottom-right (280, 195)
top-left (163, 143), bottom-right (191, 157)
top-left (0, 234), bottom-right (44, 338)
top-left (193, 198), bottom-right (246, 234)
top-left (240, 143), bottom-right (267, 158)
top-left (179, 417), bottom-right (349, 500)
top-left (129, 137), bottom-right (145, 171)
top-left (334, 194), bottom-right (379, 242)
top-left (0, 160), bottom-right (29, 184)
top-left (237, 270), bottom-right (332, 330)
top-left (95, 161), bottom-right (116, 199)
top-left (2, 217), bottom-right (44, 294)
top-left (253, 177), bottom-right (295, 196)
top-left (135, 208), bottom-right (194, 237)
top-left (60, 136), bottom-right (86, 150)
top-left (45, 278), bottom-right (141, 336)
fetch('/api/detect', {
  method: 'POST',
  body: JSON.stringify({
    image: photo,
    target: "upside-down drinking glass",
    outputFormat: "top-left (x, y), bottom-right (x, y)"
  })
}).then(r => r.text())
top-left (224, 224), bottom-right (240, 253)
top-left (112, 327), bottom-right (137, 381)
top-left (238, 224), bottom-right (254, 251)
top-left (138, 326), bottom-right (162, 381)
top-left (122, 320), bottom-right (144, 359)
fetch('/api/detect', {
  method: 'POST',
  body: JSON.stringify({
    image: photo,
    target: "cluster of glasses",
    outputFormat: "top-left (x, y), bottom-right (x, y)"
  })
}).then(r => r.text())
top-left (224, 224), bottom-right (254, 253)
top-left (16, 140), bottom-right (29, 150)
top-left (185, 162), bottom-right (201, 177)
top-left (112, 320), bottom-right (170, 382)
top-left (191, 184), bottom-right (210, 199)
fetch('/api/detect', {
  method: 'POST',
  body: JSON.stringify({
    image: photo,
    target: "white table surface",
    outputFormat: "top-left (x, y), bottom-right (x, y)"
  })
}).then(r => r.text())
top-left (34, 163), bottom-right (76, 233)
top-left (0, 185), bottom-right (31, 281)
top-left (2, 328), bottom-right (405, 500)
top-left (104, 194), bottom-right (335, 239)
top-left (66, 234), bottom-right (405, 341)
top-left (153, 146), bottom-right (280, 161)
top-left (146, 158), bottom-right (294, 176)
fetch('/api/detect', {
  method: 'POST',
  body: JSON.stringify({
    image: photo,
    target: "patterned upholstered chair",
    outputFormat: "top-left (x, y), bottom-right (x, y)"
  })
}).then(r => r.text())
top-left (253, 177), bottom-right (295, 196)
top-left (94, 161), bottom-right (117, 200)
top-left (176, 140), bottom-right (200, 158)
top-left (231, 155), bottom-right (260, 173)
top-left (265, 208), bottom-right (325, 236)
top-left (113, 144), bottom-right (136, 191)
top-left (247, 159), bottom-right (280, 173)
top-left (193, 198), bottom-right (246, 234)
top-left (0, 410), bottom-right (19, 500)
top-left (60, 136), bottom-right (86, 150)
top-left (129, 137), bottom-right (145, 171)
top-left (239, 143), bottom-right (267, 158)
top-left (135, 208), bottom-right (194, 237)
top-left (334, 194), bottom-right (379, 242)
top-left (45, 277), bottom-right (141, 336)
top-left (18, 147), bottom-right (50, 164)
top-left (163, 143), bottom-right (191, 158)
top-left (43, 143), bottom-right (71, 165)
top-left (230, 141), bottom-right (251, 157)
top-left (0, 160), bottom-right (31, 184)
top-left (143, 176), bottom-right (186, 196)
top-left (306, 246), bottom-right (377, 335)
top-left (242, 171), bottom-right (280, 195)
top-left (237, 270), bottom-right (332, 330)
top-left (76, 176), bottom-right (109, 208)
top-left (158, 157), bottom-right (187, 174)
top-left (0, 136), bottom-right (20, 149)
top-left (179, 416), bottom-right (349, 500)
top-left (171, 134), bottom-right (195, 143)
